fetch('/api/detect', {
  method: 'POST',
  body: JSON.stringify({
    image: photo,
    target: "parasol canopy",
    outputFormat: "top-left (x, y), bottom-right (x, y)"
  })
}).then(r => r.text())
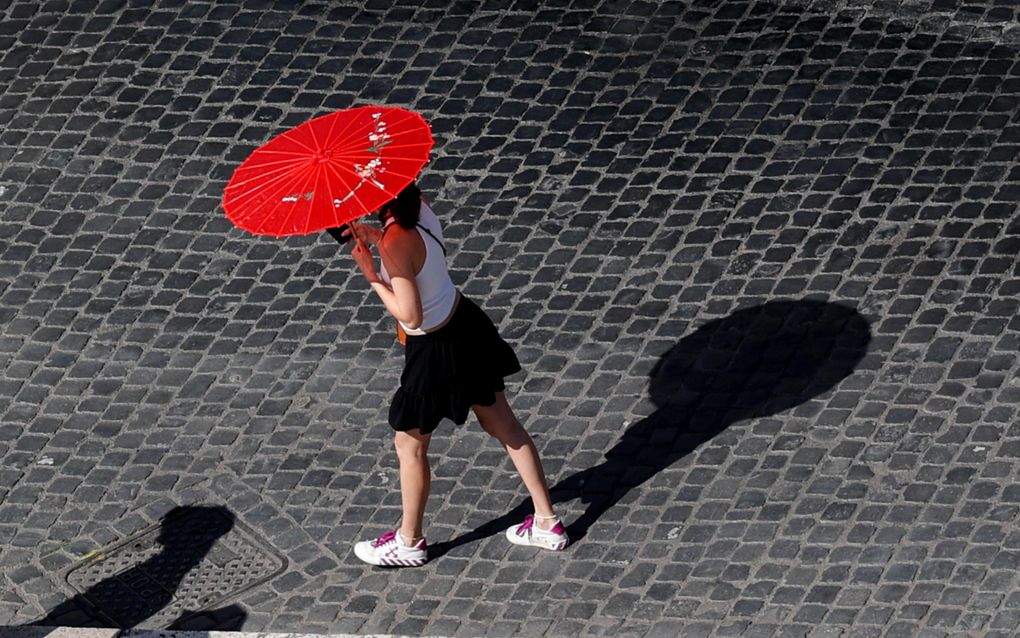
top-left (223, 106), bottom-right (433, 237)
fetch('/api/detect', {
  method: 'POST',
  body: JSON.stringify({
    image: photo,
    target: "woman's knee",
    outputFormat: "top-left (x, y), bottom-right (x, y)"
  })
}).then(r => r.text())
top-left (478, 415), bottom-right (509, 441)
top-left (479, 412), bottom-right (529, 448)
top-left (394, 430), bottom-right (430, 461)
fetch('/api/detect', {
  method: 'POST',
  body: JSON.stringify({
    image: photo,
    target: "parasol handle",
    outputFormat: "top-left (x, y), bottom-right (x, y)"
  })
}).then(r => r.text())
top-left (326, 224), bottom-right (352, 245)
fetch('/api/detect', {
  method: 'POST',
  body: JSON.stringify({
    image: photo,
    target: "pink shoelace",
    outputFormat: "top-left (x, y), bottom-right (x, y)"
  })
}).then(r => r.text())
top-left (515, 515), bottom-right (535, 537)
top-left (372, 530), bottom-right (398, 547)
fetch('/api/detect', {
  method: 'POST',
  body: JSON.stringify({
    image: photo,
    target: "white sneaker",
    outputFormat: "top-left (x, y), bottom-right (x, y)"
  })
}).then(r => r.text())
top-left (506, 515), bottom-right (569, 551)
top-left (354, 529), bottom-right (428, 567)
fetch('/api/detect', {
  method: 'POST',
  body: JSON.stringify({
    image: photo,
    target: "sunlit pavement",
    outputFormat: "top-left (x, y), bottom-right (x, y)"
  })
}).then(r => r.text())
top-left (2, 1), bottom-right (1019, 636)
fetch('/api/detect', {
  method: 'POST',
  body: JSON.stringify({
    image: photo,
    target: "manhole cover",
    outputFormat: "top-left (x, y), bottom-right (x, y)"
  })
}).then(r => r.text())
top-left (64, 505), bottom-right (286, 628)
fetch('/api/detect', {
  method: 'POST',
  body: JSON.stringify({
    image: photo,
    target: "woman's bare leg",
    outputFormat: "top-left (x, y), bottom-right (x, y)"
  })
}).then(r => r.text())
top-left (473, 392), bottom-right (558, 530)
top-left (394, 429), bottom-right (431, 543)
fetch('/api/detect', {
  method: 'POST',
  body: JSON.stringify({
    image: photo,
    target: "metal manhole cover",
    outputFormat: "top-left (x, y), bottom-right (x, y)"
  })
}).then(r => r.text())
top-left (64, 505), bottom-right (287, 628)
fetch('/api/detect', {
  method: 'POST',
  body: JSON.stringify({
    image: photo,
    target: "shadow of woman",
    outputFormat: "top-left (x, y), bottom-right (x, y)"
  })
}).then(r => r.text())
top-left (31, 505), bottom-right (246, 630)
top-left (431, 299), bottom-right (871, 556)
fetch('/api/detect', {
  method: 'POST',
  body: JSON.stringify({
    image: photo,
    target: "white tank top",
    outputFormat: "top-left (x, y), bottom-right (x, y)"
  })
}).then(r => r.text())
top-left (378, 202), bottom-right (458, 335)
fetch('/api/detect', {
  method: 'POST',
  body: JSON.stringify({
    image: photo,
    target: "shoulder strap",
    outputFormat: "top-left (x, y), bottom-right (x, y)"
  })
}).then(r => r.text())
top-left (416, 223), bottom-right (447, 256)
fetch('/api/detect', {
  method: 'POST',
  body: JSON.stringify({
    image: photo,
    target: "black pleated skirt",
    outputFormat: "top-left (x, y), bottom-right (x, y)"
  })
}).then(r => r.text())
top-left (389, 295), bottom-right (522, 435)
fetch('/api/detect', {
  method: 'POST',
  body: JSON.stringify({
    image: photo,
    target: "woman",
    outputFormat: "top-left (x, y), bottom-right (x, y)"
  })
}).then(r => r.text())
top-left (341, 183), bottom-right (568, 567)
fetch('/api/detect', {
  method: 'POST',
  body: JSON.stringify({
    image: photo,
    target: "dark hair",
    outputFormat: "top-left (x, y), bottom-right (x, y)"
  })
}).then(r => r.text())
top-left (379, 182), bottom-right (421, 229)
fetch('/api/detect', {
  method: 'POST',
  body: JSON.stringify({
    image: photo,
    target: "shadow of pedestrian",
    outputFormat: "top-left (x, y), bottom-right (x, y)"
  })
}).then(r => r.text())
top-left (431, 299), bottom-right (871, 556)
top-left (30, 505), bottom-right (246, 630)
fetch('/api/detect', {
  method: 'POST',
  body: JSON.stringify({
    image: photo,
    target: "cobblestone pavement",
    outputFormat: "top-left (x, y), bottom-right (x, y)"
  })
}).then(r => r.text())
top-left (1, 0), bottom-right (1019, 636)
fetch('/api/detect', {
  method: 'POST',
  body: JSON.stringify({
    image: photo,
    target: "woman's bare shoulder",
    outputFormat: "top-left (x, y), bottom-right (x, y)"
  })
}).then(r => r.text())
top-left (380, 224), bottom-right (423, 256)
top-left (381, 223), bottom-right (415, 242)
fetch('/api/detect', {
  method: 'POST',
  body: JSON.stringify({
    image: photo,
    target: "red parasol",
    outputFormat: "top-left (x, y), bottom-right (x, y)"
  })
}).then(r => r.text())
top-left (222, 106), bottom-right (433, 237)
